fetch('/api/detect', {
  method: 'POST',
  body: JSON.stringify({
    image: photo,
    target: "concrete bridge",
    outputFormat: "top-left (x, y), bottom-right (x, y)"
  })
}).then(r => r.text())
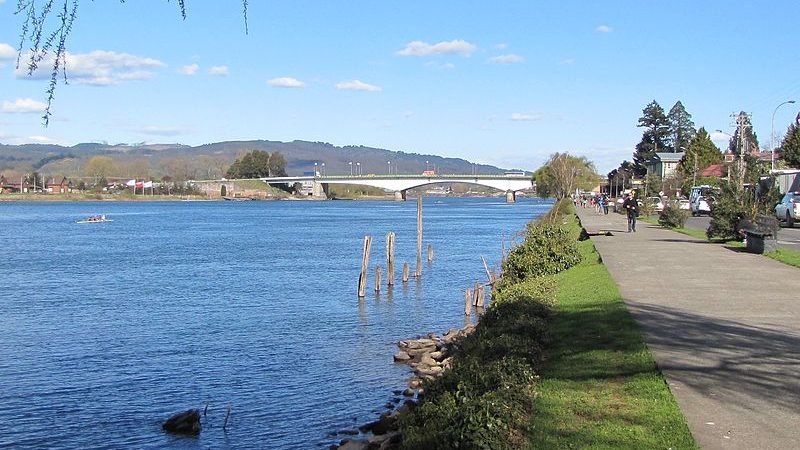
top-left (259, 174), bottom-right (533, 202)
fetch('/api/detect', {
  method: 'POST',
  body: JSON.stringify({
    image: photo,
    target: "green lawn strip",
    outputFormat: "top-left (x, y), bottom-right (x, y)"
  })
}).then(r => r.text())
top-left (527, 237), bottom-right (697, 449)
top-left (765, 247), bottom-right (800, 268)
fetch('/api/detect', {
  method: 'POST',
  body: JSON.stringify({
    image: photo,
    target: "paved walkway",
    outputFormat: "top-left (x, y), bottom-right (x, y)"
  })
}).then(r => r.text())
top-left (576, 207), bottom-right (800, 450)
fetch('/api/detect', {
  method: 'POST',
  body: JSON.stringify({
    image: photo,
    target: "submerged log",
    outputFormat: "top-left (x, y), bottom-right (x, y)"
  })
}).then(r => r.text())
top-left (162, 409), bottom-right (201, 435)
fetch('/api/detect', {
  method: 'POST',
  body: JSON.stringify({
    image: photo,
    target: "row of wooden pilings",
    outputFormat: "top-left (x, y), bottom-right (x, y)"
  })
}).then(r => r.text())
top-left (357, 196), bottom-right (497, 316)
top-left (358, 196), bottom-right (431, 297)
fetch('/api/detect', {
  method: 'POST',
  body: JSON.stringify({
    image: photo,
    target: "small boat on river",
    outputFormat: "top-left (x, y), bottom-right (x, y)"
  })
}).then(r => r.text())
top-left (77, 214), bottom-right (113, 224)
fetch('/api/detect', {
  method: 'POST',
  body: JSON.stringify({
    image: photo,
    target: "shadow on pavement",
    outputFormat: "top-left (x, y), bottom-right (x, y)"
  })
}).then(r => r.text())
top-left (625, 302), bottom-right (800, 412)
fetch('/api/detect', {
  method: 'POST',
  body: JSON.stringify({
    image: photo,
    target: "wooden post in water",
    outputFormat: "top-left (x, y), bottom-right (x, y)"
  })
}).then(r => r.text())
top-left (476, 284), bottom-right (486, 308)
top-left (415, 195), bottom-right (422, 277)
top-left (481, 256), bottom-right (492, 283)
top-left (386, 232), bottom-right (396, 286)
top-left (402, 262), bottom-right (410, 283)
top-left (464, 288), bottom-right (473, 316)
top-left (375, 266), bottom-right (382, 292)
top-left (473, 281), bottom-right (481, 306)
top-left (223, 405), bottom-right (231, 431)
top-left (427, 244), bottom-right (433, 263)
top-left (358, 236), bottom-right (373, 297)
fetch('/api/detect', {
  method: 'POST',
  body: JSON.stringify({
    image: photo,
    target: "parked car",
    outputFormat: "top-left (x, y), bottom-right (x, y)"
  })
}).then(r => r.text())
top-left (678, 199), bottom-right (691, 210)
top-left (775, 192), bottom-right (800, 227)
top-left (647, 196), bottom-right (665, 212)
top-left (689, 185), bottom-right (717, 216)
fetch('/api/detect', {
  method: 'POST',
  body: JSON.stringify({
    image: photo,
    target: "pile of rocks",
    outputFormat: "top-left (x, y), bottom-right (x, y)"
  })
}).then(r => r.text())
top-left (330, 324), bottom-right (477, 449)
top-left (394, 324), bottom-right (475, 396)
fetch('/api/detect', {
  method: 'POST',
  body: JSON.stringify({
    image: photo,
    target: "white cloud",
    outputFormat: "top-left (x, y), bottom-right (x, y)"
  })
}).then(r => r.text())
top-left (179, 63), bottom-right (199, 75)
top-left (488, 54), bottom-right (524, 64)
top-left (396, 39), bottom-right (476, 57)
top-left (710, 131), bottom-right (732, 142)
top-left (209, 65), bottom-right (229, 76)
top-left (28, 135), bottom-right (57, 144)
top-left (510, 112), bottom-right (544, 122)
top-left (14, 49), bottom-right (165, 85)
top-left (3, 98), bottom-right (47, 113)
top-left (596, 25), bottom-right (613, 33)
top-left (495, 43), bottom-right (508, 50)
top-left (268, 77), bottom-right (306, 88)
top-left (136, 126), bottom-right (186, 137)
top-left (0, 43), bottom-right (15, 61)
top-left (424, 61), bottom-right (456, 70)
top-left (335, 80), bottom-right (382, 92)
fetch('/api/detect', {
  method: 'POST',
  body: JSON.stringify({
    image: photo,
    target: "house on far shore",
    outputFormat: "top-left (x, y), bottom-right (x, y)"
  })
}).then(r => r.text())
top-left (46, 177), bottom-right (72, 194)
top-left (0, 175), bottom-right (31, 193)
top-left (646, 152), bottom-right (685, 178)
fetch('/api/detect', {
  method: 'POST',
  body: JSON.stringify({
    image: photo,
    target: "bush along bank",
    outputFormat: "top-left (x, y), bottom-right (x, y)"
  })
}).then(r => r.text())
top-left (397, 198), bottom-right (581, 450)
top-left (332, 198), bottom-right (695, 449)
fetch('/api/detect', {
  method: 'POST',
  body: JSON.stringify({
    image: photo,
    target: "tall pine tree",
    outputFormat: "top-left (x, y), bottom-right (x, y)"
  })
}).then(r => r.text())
top-left (677, 128), bottom-right (723, 186)
top-left (779, 123), bottom-right (800, 168)
top-left (667, 101), bottom-right (696, 153)
top-left (633, 100), bottom-right (671, 177)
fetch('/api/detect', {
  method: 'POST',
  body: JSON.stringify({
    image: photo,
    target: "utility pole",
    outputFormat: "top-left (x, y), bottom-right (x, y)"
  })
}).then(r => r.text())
top-left (731, 111), bottom-right (752, 200)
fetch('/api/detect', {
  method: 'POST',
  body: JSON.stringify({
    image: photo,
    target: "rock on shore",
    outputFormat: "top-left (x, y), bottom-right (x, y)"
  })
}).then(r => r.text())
top-left (330, 324), bottom-right (476, 449)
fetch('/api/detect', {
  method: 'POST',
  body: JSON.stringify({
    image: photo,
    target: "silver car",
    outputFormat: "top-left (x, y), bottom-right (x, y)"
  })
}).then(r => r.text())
top-left (775, 192), bottom-right (800, 227)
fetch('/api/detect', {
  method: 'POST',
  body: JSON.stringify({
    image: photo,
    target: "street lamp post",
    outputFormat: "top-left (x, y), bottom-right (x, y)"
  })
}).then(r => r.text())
top-left (321, 162), bottom-right (325, 176)
top-left (356, 162), bottom-right (361, 176)
top-left (314, 162), bottom-right (318, 177)
top-left (387, 161), bottom-right (391, 175)
top-left (772, 100), bottom-right (796, 171)
top-left (349, 161), bottom-right (353, 176)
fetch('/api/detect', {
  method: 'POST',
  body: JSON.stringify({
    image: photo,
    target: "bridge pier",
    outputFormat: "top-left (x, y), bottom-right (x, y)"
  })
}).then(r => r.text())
top-left (506, 190), bottom-right (516, 203)
top-left (312, 180), bottom-right (327, 199)
top-left (394, 190), bottom-right (407, 201)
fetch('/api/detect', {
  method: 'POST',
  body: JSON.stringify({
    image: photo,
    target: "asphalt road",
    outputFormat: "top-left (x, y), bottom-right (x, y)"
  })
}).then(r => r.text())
top-left (683, 214), bottom-right (800, 250)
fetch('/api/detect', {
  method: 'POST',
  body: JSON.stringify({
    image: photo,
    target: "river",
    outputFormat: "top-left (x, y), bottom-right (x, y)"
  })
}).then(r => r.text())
top-left (0, 197), bottom-right (550, 449)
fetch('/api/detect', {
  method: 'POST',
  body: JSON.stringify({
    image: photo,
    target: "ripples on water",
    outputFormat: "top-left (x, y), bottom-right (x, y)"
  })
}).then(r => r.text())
top-left (0, 197), bottom-right (550, 449)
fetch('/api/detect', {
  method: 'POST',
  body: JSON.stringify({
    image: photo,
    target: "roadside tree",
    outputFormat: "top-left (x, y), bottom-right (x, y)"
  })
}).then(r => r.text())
top-left (677, 128), bottom-right (723, 194)
top-left (779, 123), bottom-right (800, 168)
top-left (667, 101), bottom-right (696, 153)
top-left (633, 100), bottom-right (671, 176)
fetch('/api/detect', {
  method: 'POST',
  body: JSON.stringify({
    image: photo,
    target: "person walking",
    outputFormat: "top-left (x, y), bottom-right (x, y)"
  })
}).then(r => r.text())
top-left (622, 191), bottom-right (639, 232)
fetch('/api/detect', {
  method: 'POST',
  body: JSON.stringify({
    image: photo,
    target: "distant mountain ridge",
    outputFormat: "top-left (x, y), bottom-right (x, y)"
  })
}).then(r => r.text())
top-left (0, 140), bottom-right (525, 178)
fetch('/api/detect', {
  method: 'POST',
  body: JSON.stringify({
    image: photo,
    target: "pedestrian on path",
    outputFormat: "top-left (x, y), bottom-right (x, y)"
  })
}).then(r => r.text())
top-left (622, 191), bottom-right (639, 232)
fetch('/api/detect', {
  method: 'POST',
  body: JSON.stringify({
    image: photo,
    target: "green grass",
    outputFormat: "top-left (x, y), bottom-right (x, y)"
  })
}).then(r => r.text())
top-left (766, 247), bottom-right (800, 268)
top-left (527, 236), bottom-right (698, 449)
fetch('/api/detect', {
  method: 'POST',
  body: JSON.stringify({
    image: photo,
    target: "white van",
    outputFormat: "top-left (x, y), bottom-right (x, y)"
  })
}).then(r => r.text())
top-left (689, 185), bottom-right (717, 216)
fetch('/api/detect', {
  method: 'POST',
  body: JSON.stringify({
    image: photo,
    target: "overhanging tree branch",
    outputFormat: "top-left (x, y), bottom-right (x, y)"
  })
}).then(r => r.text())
top-left (14, 0), bottom-right (250, 126)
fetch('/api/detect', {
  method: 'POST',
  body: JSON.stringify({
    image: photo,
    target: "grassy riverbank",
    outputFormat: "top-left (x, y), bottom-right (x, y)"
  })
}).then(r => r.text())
top-left (397, 200), bottom-right (696, 449)
top-left (528, 227), bottom-right (697, 449)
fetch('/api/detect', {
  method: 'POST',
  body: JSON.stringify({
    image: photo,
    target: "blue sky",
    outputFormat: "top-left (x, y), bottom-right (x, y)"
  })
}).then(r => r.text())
top-left (1, 1), bottom-right (799, 173)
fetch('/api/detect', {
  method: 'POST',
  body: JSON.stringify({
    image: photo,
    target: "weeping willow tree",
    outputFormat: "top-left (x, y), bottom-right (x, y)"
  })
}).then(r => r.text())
top-left (533, 153), bottom-right (599, 199)
top-left (13, 0), bottom-right (249, 125)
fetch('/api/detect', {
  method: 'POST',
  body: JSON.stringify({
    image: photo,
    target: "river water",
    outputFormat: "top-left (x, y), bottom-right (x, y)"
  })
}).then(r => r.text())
top-left (0, 197), bottom-right (550, 449)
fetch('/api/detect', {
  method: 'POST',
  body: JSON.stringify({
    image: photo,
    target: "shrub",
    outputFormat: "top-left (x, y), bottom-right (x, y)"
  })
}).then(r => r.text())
top-left (539, 198), bottom-right (575, 224)
top-left (401, 357), bottom-right (537, 450)
top-left (501, 223), bottom-right (580, 285)
top-left (658, 205), bottom-right (689, 228)
top-left (707, 183), bottom-right (746, 240)
top-left (492, 276), bottom-right (556, 311)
